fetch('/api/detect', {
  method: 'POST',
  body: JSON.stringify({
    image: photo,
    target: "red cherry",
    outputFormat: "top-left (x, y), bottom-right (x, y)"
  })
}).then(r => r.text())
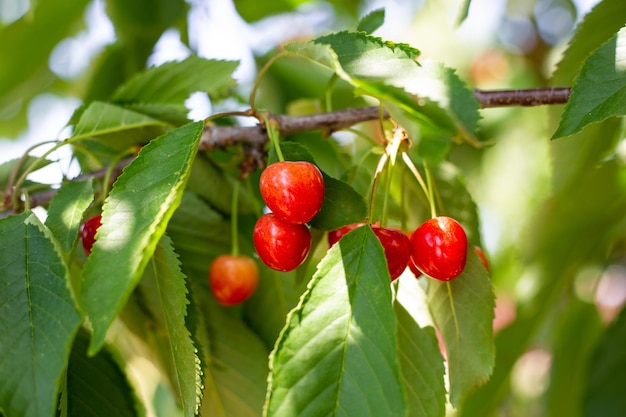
top-left (328, 222), bottom-right (368, 247)
top-left (372, 226), bottom-right (411, 281)
top-left (410, 216), bottom-right (468, 281)
top-left (80, 214), bottom-right (102, 255)
top-left (209, 254), bottom-right (259, 306)
top-left (259, 161), bottom-right (325, 224)
top-left (474, 246), bottom-right (489, 272)
top-left (253, 213), bottom-right (311, 272)
top-left (408, 256), bottom-right (422, 278)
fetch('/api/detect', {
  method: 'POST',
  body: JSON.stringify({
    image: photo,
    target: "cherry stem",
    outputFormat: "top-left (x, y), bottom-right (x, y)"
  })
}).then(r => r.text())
top-left (424, 162), bottom-right (437, 218)
top-left (401, 152), bottom-right (429, 201)
top-left (231, 179), bottom-right (241, 257)
top-left (324, 74), bottom-right (338, 112)
top-left (368, 152), bottom-right (388, 223)
top-left (261, 113), bottom-right (285, 162)
top-left (249, 52), bottom-right (287, 111)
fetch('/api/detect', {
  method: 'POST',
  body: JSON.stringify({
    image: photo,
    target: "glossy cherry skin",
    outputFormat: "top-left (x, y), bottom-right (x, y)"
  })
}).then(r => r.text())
top-left (408, 256), bottom-right (422, 278)
top-left (80, 214), bottom-right (102, 255)
top-left (372, 226), bottom-right (411, 281)
top-left (259, 161), bottom-right (325, 224)
top-left (410, 216), bottom-right (468, 281)
top-left (209, 254), bottom-right (259, 306)
top-left (328, 222), bottom-right (368, 247)
top-left (253, 213), bottom-right (311, 272)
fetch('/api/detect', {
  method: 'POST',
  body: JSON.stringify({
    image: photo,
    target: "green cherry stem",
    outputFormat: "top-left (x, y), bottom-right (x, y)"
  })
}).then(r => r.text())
top-left (401, 152), bottom-right (429, 200)
top-left (424, 162), bottom-right (437, 218)
top-left (261, 112), bottom-right (285, 162)
top-left (368, 151), bottom-right (388, 223)
top-left (231, 179), bottom-right (241, 257)
top-left (249, 51), bottom-right (287, 111)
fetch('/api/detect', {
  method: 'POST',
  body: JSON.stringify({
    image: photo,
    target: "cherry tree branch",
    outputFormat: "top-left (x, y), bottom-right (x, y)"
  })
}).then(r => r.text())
top-left (5, 86), bottom-right (571, 213)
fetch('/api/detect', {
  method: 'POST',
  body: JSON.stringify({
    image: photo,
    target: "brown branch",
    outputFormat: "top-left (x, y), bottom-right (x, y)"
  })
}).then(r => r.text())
top-left (473, 87), bottom-right (571, 108)
top-left (4, 86), bottom-right (571, 213)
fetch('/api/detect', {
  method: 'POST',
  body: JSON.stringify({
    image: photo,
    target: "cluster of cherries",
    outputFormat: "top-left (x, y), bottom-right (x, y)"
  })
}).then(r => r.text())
top-left (328, 216), bottom-right (484, 281)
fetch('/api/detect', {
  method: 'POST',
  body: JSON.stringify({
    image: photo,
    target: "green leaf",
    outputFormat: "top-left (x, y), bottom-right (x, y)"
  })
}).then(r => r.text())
top-left (81, 121), bottom-right (203, 354)
top-left (584, 306), bottom-right (626, 417)
top-left (456, 0), bottom-right (471, 25)
top-left (0, 0), bottom-right (90, 123)
top-left (545, 299), bottom-right (604, 417)
top-left (395, 275), bottom-right (446, 417)
top-left (427, 247), bottom-right (495, 407)
top-left (234, 0), bottom-right (309, 22)
top-left (551, 0), bottom-right (626, 85)
top-left (184, 275), bottom-right (268, 417)
top-left (45, 179), bottom-right (94, 254)
top-left (0, 156), bottom-right (53, 189)
top-left (264, 226), bottom-right (407, 417)
top-left (106, 0), bottom-right (187, 40)
top-left (269, 141), bottom-right (368, 230)
top-left (64, 328), bottom-right (143, 417)
top-left (72, 101), bottom-right (170, 141)
top-left (151, 235), bottom-right (202, 417)
top-left (111, 56), bottom-right (239, 104)
top-left (286, 32), bottom-right (480, 141)
top-left (357, 8), bottom-right (385, 33)
top-left (553, 27), bottom-right (626, 138)
top-left (0, 212), bottom-right (82, 417)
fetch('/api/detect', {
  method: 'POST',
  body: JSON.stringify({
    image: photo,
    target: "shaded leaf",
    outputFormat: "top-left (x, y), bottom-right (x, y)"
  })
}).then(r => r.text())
top-left (151, 235), bottom-right (202, 417)
top-left (264, 226), bottom-right (407, 417)
top-left (427, 247), bottom-right (495, 406)
top-left (81, 121), bottom-right (203, 354)
top-left (64, 328), bottom-right (143, 417)
top-left (111, 56), bottom-right (238, 105)
top-left (395, 275), bottom-right (446, 417)
top-left (553, 27), bottom-right (626, 138)
top-left (0, 156), bottom-right (53, 189)
top-left (45, 179), bottom-right (94, 254)
top-left (551, 0), bottom-right (626, 84)
top-left (357, 8), bottom-right (385, 33)
top-left (0, 212), bottom-right (82, 417)
top-left (584, 306), bottom-right (626, 417)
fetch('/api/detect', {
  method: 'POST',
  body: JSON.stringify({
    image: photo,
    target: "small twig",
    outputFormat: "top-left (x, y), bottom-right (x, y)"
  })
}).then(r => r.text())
top-left (473, 87), bottom-right (571, 108)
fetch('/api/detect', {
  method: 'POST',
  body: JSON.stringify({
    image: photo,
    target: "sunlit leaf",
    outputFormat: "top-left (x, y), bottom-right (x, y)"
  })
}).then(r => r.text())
top-left (45, 179), bottom-right (94, 254)
top-left (395, 275), bottom-right (446, 417)
top-left (427, 247), bottom-right (495, 407)
top-left (265, 226), bottom-right (407, 417)
top-left (553, 27), bottom-right (626, 139)
top-left (81, 121), bottom-right (203, 354)
top-left (0, 212), bottom-right (82, 417)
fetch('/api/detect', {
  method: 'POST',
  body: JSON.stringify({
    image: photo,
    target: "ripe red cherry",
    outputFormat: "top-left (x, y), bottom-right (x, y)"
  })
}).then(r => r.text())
top-left (408, 256), bottom-right (422, 278)
top-left (328, 222), bottom-right (368, 247)
top-left (253, 213), bottom-right (311, 272)
top-left (410, 216), bottom-right (468, 281)
top-left (209, 254), bottom-right (259, 306)
top-left (372, 226), bottom-right (411, 281)
top-left (80, 214), bottom-right (102, 255)
top-left (259, 161), bottom-right (325, 224)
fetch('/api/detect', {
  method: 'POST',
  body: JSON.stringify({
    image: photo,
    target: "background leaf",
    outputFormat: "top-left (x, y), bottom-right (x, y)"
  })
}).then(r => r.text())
top-left (584, 306), bottom-right (626, 417)
top-left (265, 226), bottom-right (407, 417)
top-left (45, 179), bottom-right (94, 254)
top-left (63, 328), bottom-right (143, 417)
top-left (357, 8), bottom-right (385, 33)
top-left (0, 212), bottom-right (82, 417)
top-left (81, 121), bottom-right (202, 354)
top-left (553, 27), bottom-right (626, 138)
top-left (427, 247), bottom-right (495, 407)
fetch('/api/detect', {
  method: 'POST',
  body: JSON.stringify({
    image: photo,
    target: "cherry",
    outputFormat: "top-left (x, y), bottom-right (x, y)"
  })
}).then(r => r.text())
top-left (80, 214), bottom-right (102, 255)
top-left (474, 246), bottom-right (489, 272)
top-left (259, 161), bottom-right (325, 224)
top-left (328, 223), bottom-right (410, 281)
top-left (410, 216), bottom-right (468, 281)
top-left (408, 256), bottom-right (422, 278)
top-left (372, 226), bottom-right (411, 281)
top-left (253, 213), bottom-right (311, 272)
top-left (209, 254), bottom-right (259, 306)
